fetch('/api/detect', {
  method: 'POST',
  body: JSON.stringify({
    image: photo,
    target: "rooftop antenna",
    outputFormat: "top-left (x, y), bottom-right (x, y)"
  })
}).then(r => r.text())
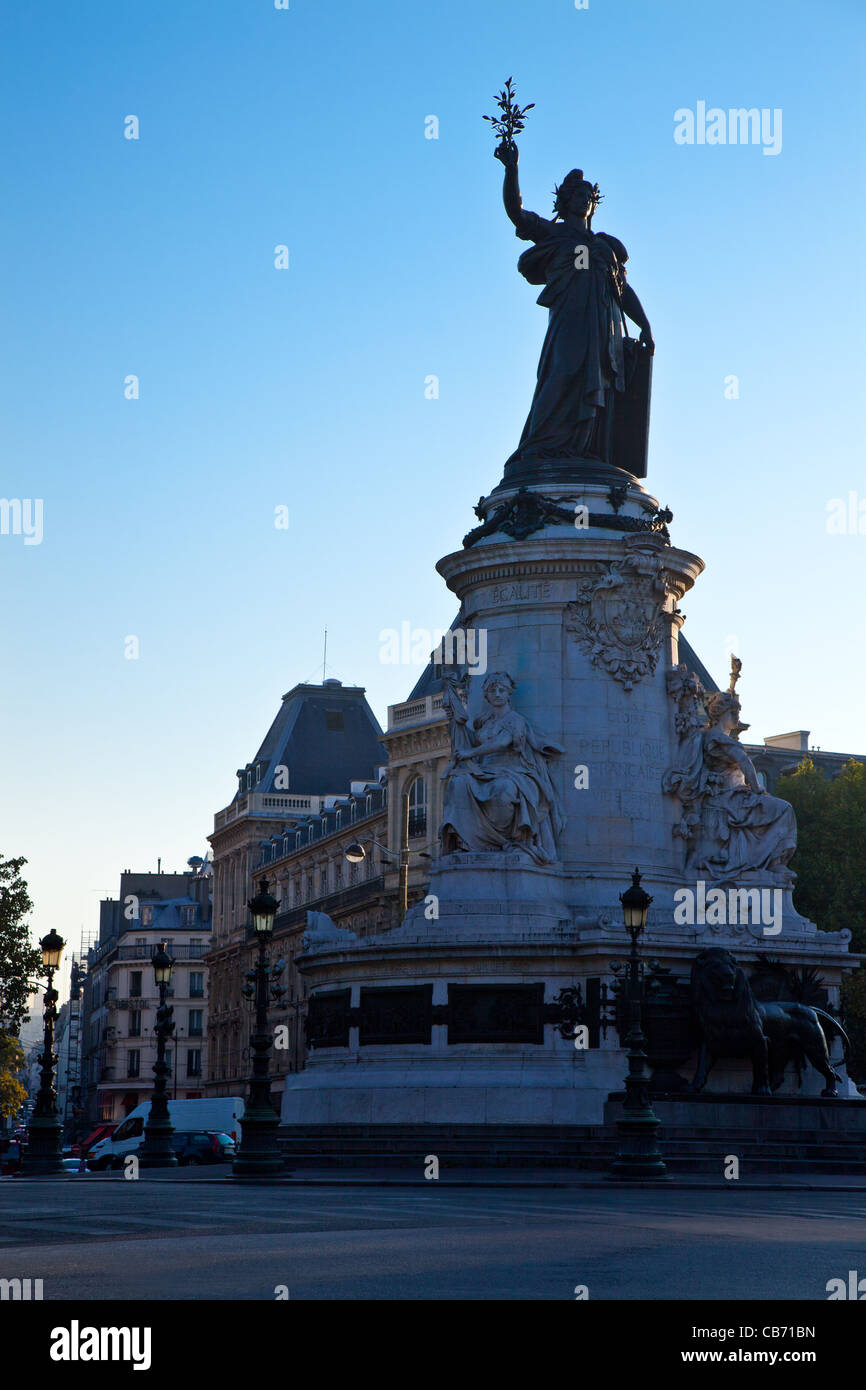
top-left (323, 627), bottom-right (328, 681)
top-left (157, 857), bottom-right (161, 874)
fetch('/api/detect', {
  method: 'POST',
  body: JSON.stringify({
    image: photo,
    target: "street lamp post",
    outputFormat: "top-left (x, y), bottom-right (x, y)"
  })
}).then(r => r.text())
top-left (232, 877), bottom-right (284, 1178)
top-left (139, 941), bottom-right (178, 1169)
top-left (23, 930), bottom-right (65, 1175)
top-left (345, 789), bottom-right (429, 919)
top-left (607, 869), bottom-right (668, 1181)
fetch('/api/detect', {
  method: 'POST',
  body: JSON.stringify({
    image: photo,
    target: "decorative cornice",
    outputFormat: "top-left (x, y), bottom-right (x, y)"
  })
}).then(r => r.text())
top-left (462, 488), bottom-right (672, 549)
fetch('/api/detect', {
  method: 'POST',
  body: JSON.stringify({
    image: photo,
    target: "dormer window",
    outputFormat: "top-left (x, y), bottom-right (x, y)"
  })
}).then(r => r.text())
top-left (246, 770), bottom-right (253, 791)
top-left (256, 764), bottom-right (261, 784)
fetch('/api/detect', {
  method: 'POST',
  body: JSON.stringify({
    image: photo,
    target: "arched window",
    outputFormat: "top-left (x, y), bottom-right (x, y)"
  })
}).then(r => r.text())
top-left (407, 776), bottom-right (427, 838)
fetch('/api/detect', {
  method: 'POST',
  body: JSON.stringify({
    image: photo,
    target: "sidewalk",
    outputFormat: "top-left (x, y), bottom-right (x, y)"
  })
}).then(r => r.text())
top-left (8, 1165), bottom-right (866, 1190)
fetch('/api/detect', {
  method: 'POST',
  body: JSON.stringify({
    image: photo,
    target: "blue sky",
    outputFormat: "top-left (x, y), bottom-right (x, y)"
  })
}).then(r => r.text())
top-left (1, 0), bottom-right (863, 991)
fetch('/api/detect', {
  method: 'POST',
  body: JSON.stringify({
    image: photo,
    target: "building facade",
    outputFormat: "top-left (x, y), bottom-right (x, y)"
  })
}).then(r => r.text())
top-left (205, 678), bottom-right (390, 1108)
top-left (54, 957), bottom-right (85, 1142)
top-left (80, 864), bottom-right (212, 1128)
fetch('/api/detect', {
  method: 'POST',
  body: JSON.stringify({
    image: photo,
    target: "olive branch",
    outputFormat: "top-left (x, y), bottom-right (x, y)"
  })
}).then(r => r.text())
top-left (482, 76), bottom-right (535, 145)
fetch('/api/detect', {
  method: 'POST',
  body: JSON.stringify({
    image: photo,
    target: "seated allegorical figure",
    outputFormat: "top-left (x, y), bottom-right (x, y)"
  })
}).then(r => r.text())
top-left (664, 676), bottom-right (797, 879)
top-left (440, 671), bottom-right (565, 865)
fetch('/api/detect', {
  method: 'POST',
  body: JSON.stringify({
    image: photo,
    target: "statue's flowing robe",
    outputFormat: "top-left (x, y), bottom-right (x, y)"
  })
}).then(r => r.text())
top-left (664, 727), bottom-right (797, 877)
top-left (509, 211), bottom-right (628, 464)
top-left (441, 708), bottom-right (565, 864)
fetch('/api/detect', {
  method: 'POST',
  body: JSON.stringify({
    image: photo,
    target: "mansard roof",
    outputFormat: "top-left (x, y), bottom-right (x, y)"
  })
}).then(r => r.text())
top-left (237, 679), bottom-right (385, 799)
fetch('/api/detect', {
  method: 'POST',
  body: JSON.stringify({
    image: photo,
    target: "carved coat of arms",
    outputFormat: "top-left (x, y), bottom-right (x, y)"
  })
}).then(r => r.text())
top-left (565, 548), bottom-right (670, 690)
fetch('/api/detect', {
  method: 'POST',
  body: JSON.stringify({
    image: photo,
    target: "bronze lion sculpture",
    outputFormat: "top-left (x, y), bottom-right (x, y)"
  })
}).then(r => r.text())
top-left (690, 948), bottom-right (849, 1097)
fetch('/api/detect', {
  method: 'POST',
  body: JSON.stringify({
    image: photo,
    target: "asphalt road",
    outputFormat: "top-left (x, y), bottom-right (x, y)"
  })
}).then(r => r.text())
top-left (1, 1178), bottom-right (864, 1300)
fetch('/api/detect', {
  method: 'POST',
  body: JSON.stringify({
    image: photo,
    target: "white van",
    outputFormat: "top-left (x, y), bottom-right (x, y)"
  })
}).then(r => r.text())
top-left (87, 1097), bottom-right (245, 1169)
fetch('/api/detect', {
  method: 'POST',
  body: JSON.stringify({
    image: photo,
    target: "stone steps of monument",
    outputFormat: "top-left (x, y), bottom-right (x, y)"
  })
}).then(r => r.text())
top-left (277, 1125), bottom-right (866, 1172)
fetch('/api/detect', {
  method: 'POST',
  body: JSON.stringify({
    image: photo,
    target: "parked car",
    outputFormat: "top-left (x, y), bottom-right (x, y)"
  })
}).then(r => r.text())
top-left (173, 1131), bottom-right (236, 1165)
top-left (87, 1098), bottom-right (244, 1171)
top-left (0, 1142), bottom-right (25, 1175)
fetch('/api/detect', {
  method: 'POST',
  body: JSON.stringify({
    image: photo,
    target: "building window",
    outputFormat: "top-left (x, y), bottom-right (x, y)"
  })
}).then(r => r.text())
top-left (407, 776), bottom-right (427, 837)
top-left (126, 1051), bottom-right (140, 1079)
top-left (325, 710), bottom-right (344, 732)
top-left (256, 763), bottom-right (261, 784)
top-left (188, 1010), bottom-right (203, 1037)
top-left (187, 1049), bottom-right (202, 1078)
top-left (180, 905), bottom-right (196, 927)
top-left (129, 1010), bottom-right (142, 1038)
top-left (129, 971), bottom-right (142, 998)
top-left (140, 906), bottom-right (154, 927)
top-left (189, 971), bottom-right (204, 999)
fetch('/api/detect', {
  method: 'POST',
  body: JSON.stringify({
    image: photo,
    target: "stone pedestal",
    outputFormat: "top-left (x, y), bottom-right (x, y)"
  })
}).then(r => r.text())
top-left (281, 475), bottom-right (856, 1132)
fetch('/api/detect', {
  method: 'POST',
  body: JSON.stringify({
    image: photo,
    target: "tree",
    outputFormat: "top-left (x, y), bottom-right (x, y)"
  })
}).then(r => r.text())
top-left (778, 760), bottom-right (866, 945)
top-left (0, 1033), bottom-right (26, 1120)
top-left (0, 855), bottom-right (43, 1035)
top-left (777, 760), bottom-right (866, 1078)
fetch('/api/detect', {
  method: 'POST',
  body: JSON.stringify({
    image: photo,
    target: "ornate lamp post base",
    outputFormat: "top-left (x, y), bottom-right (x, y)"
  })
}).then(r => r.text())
top-left (231, 1105), bottom-right (283, 1178)
top-left (607, 1108), bottom-right (669, 1180)
top-left (139, 1123), bottom-right (179, 1169)
top-left (22, 1116), bottom-right (64, 1175)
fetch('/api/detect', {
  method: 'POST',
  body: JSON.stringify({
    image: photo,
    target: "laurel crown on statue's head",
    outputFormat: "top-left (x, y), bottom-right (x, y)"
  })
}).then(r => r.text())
top-left (481, 671), bottom-right (516, 697)
top-left (553, 169), bottom-right (603, 220)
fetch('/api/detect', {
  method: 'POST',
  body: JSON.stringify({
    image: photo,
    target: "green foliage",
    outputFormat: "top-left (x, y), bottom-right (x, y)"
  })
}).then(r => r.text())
top-left (777, 760), bottom-right (866, 947)
top-left (777, 761), bottom-right (866, 1077)
top-left (0, 855), bottom-right (43, 1035)
top-left (0, 1032), bottom-right (26, 1119)
top-left (840, 974), bottom-right (866, 1083)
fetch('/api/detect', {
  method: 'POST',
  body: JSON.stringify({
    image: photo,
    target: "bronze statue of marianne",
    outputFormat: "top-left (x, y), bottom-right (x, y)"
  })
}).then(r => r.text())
top-left (493, 132), bottom-right (655, 482)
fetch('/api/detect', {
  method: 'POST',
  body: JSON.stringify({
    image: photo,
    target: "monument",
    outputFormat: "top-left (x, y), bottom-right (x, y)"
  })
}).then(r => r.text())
top-left (280, 83), bottom-right (859, 1161)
